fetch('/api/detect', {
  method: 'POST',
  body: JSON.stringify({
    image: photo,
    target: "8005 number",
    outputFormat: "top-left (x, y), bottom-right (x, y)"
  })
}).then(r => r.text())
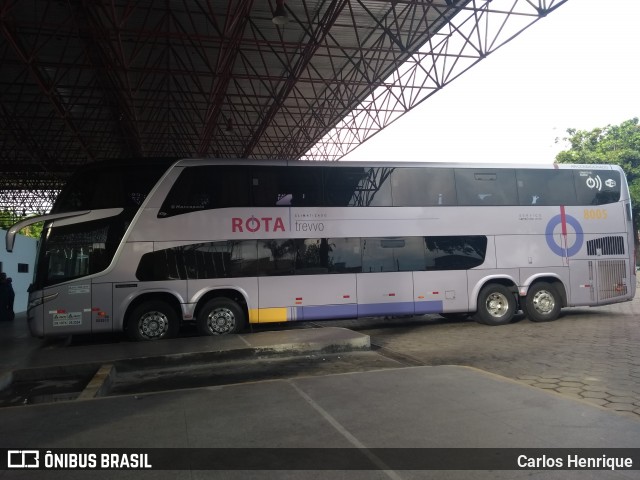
top-left (584, 209), bottom-right (608, 220)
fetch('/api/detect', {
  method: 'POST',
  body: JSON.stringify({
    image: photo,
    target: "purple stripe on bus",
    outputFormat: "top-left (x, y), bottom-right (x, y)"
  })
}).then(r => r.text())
top-left (301, 304), bottom-right (358, 321)
top-left (414, 300), bottom-right (444, 314)
top-left (357, 301), bottom-right (415, 317)
top-left (294, 301), bottom-right (443, 321)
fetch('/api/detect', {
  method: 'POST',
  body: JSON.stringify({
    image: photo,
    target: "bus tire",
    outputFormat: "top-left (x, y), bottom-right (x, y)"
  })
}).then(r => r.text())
top-left (197, 298), bottom-right (246, 336)
top-left (525, 282), bottom-right (561, 322)
top-left (126, 300), bottom-right (180, 341)
top-left (474, 284), bottom-right (516, 326)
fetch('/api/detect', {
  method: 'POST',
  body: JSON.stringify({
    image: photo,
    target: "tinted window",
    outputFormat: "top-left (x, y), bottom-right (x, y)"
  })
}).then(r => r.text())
top-left (326, 238), bottom-right (362, 273)
top-left (258, 240), bottom-right (296, 275)
top-left (135, 235), bottom-right (487, 281)
top-left (362, 237), bottom-right (426, 273)
top-left (252, 167), bottom-right (323, 207)
top-left (455, 169), bottom-right (518, 206)
top-left (183, 241), bottom-right (258, 279)
top-left (293, 238), bottom-right (362, 274)
top-left (36, 215), bottom-right (127, 288)
top-left (159, 166), bottom-right (250, 217)
top-left (425, 236), bottom-right (486, 270)
top-left (53, 162), bottom-right (170, 213)
top-left (136, 247), bottom-right (187, 281)
top-left (574, 170), bottom-right (621, 205)
top-left (516, 169), bottom-right (577, 206)
top-left (137, 241), bottom-right (258, 281)
top-left (392, 168), bottom-right (456, 206)
top-left (292, 239), bottom-right (328, 274)
top-left (324, 167), bottom-right (393, 207)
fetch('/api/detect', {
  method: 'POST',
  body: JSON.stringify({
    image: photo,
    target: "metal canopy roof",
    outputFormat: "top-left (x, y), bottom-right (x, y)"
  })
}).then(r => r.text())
top-left (0, 0), bottom-right (567, 220)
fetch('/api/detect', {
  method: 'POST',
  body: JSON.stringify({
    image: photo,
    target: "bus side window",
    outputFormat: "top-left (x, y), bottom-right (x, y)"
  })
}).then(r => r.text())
top-left (258, 239), bottom-right (296, 275)
top-left (160, 167), bottom-right (211, 216)
top-left (283, 167), bottom-right (323, 207)
top-left (325, 167), bottom-right (393, 207)
top-left (252, 168), bottom-right (281, 207)
top-left (424, 236), bottom-right (487, 270)
top-left (326, 238), bottom-right (362, 273)
top-left (324, 167), bottom-right (368, 206)
top-left (516, 169), bottom-right (576, 206)
top-left (214, 167), bottom-right (251, 208)
top-left (574, 170), bottom-right (621, 205)
top-left (251, 167), bottom-right (323, 207)
top-left (454, 169), bottom-right (518, 206)
top-left (391, 167), bottom-right (456, 206)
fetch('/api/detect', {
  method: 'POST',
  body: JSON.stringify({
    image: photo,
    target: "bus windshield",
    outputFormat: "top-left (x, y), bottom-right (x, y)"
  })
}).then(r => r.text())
top-left (34, 214), bottom-right (126, 289)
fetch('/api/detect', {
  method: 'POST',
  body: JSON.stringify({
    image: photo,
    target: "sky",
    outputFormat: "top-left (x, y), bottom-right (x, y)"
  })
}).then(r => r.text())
top-left (343, 0), bottom-right (639, 164)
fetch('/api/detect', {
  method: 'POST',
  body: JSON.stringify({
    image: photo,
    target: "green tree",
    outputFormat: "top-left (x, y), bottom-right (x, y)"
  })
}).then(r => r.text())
top-left (0, 211), bottom-right (43, 239)
top-left (556, 118), bottom-right (640, 236)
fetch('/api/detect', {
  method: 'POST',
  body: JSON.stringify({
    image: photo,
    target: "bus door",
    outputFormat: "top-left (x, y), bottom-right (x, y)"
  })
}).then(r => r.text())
top-left (91, 282), bottom-right (113, 333)
top-left (41, 282), bottom-right (92, 336)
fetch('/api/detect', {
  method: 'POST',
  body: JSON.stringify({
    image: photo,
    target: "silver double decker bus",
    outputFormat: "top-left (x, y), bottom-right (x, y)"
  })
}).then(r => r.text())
top-left (7, 159), bottom-right (636, 341)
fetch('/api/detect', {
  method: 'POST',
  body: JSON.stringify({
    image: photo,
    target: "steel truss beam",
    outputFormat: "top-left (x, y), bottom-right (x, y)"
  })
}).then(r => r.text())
top-left (303, 0), bottom-right (568, 160)
top-left (0, 0), bottom-right (568, 222)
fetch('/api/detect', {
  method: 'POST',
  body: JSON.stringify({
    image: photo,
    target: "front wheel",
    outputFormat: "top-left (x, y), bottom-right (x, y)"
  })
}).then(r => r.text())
top-left (197, 298), bottom-right (246, 336)
top-left (474, 284), bottom-right (516, 326)
top-left (525, 282), bottom-right (561, 322)
top-left (126, 300), bottom-right (180, 341)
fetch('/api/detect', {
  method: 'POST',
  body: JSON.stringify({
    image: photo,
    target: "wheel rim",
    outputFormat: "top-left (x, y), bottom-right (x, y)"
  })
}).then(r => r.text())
top-left (207, 307), bottom-right (236, 335)
top-left (532, 290), bottom-right (555, 315)
top-left (138, 310), bottom-right (169, 340)
top-left (485, 292), bottom-right (509, 318)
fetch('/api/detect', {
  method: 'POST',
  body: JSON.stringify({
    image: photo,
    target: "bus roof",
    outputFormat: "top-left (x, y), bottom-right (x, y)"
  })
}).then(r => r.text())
top-left (172, 158), bottom-right (620, 172)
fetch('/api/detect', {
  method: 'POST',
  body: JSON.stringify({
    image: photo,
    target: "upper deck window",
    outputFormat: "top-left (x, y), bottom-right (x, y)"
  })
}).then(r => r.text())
top-left (391, 167), bottom-right (456, 206)
top-left (574, 170), bottom-right (621, 205)
top-left (252, 166), bottom-right (324, 207)
top-left (516, 169), bottom-right (577, 206)
top-left (160, 166), bottom-right (251, 217)
top-left (455, 169), bottom-right (518, 206)
top-left (53, 161), bottom-right (170, 213)
top-left (324, 167), bottom-right (393, 207)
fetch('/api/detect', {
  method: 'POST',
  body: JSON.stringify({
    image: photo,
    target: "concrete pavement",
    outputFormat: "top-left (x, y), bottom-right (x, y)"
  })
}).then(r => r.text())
top-left (0, 312), bottom-right (639, 478)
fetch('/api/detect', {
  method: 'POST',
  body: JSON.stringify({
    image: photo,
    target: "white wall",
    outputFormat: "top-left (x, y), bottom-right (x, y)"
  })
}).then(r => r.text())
top-left (0, 230), bottom-right (38, 313)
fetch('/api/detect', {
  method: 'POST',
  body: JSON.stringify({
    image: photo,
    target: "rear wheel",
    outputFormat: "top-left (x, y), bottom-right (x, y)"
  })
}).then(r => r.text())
top-left (126, 300), bottom-right (180, 341)
top-left (474, 284), bottom-right (516, 326)
top-left (525, 282), bottom-right (561, 322)
top-left (197, 298), bottom-right (246, 336)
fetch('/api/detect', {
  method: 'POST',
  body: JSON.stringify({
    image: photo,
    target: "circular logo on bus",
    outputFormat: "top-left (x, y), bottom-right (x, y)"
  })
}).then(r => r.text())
top-left (545, 214), bottom-right (584, 257)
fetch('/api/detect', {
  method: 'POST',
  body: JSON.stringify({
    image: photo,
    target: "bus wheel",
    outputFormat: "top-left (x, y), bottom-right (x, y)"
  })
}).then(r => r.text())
top-left (525, 282), bottom-right (561, 322)
top-left (475, 284), bottom-right (516, 326)
top-left (126, 300), bottom-right (179, 341)
top-left (197, 298), bottom-right (245, 336)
